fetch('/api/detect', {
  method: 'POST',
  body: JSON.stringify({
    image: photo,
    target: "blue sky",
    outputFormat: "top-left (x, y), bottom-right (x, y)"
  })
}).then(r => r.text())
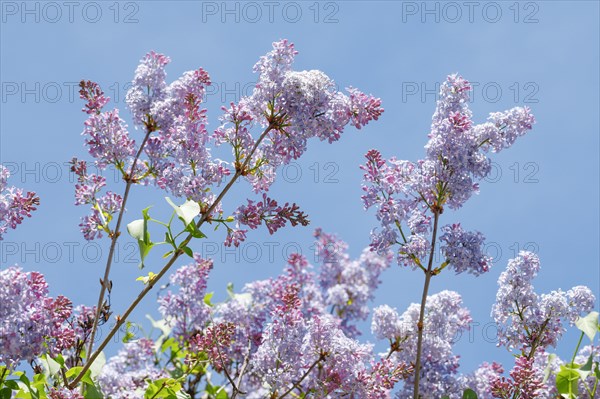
top-left (1, 0), bottom-right (598, 374)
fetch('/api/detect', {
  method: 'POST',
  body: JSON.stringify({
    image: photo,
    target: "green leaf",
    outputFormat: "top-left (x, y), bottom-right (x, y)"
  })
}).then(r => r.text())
top-left (1, 388), bottom-right (12, 399)
top-left (54, 354), bottom-right (65, 367)
top-left (83, 382), bottom-right (103, 399)
top-left (226, 282), bottom-right (235, 298)
top-left (162, 250), bottom-right (173, 259)
top-left (89, 351), bottom-right (106, 379)
top-left (556, 366), bottom-right (580, 398)
top-left (462, 389), bottom-right (478, 399)
top-left (144, 378), bottom-right (181, 399)
top-left (185, 222), bottom-right (206, 239)
top-left (575, 311), bottom-right (599, 341)
top-left (543, 353), bottom-right (557, 383)
top-left (65, 367), bottom-right (94, 386)
top-left (3, 380), bottom-right (19, 390)
top-left (128, 207), bottom-right (155, 268)
top-left (181, 246), bottom-right (193, 258)
top-left (137, 272), bottom-right (157, 285)
top-left (160, 337), bottom-right (182, 357)
top-left (122, 321), bottom-right (136, 343)
top-left (127, 219), bottom-right (145, 240)
top-left (17, 374), bottom-right (30, 387)
top-left (215, 389), bottom-right (229, 399)
top-left (203, 292), bottom-right (214, 306)
top-left (40, 354), bottom-right (61, 377)
top-left (165, 197), bottom-right (200, 226)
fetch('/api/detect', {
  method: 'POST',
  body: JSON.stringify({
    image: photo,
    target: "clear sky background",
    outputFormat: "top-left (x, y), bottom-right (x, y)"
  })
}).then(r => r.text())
top-left (1, 0), bottom-right (599, 376)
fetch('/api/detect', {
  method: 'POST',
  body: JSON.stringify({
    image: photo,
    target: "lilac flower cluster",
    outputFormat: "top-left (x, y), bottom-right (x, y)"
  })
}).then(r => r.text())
top-left (82, 109), bottom-right (135, 169)
top-left (492, 251), bottom-right (595, 351)
top-left (190, 321), bottom-right (236, 372)
top-left (215, 39), bottom-right (383, 192)
top-left (79, 81), bottom-right (136, 170)
top-left (125, 51), bottom-right (170, 126)
top-left (0, 164), bottom-right (39, 240)
top-left (440, 223), bottom-right (492, 275)
top-left (489, 356), bottom-right (544, 399)
top-left (73, 41), bottom-right (382, 248)
top-left (461, 362), bottom-right (505, 399)
top-left (47, 387), bottom-right (84, 399)
top-left (131, 59), bottom-right (230, 204)
top-left (371, 290), bottom-right (472, 399)
top-left (143, 230), bottom-right (401, 397)
top-left (70, 158), bottom-right (123, 240)
top-left (361, 74), bottom-right (534, 269)
top-left (313, 228), bottom-right (392, 336)
top-left (158, 254), bottom-right (213, 340)
top-left (0, 267), bottom-right (74, 369)
top-left (226, 194), bottom-right (310, 247)
top-left (98, 338), bottom-right (166, 398)
top-left (249, 283), bottom-right (404, 397)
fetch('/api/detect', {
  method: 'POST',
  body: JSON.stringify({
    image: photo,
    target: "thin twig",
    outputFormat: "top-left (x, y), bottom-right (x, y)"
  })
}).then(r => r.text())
top-left (412, 209), bottom-right (440, 399)
top-left (277, 354), bottom-right (326, 399)
top-left (231, 340), bottom-right (252, 399)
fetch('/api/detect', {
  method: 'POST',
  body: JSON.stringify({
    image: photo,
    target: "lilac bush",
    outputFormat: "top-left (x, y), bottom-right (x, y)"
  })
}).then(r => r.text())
top-left (0, 41), bottom-right (597, 399)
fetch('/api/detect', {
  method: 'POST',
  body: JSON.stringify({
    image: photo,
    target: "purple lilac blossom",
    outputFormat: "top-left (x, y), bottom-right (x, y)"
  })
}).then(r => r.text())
top-left (361, 74), bottom-right (534, 265)
top-left (492, 251), bottom-right (595, 351)
top-left (440, 223), bottom-right (492, 275)
top-left (375, 290), bottom-right (472, 399)
top-left (158, 254), bottom-right (214, 340)
top-left (0, 267), bottom-right (74, 369)
top-left (98, 338), bottom-right (166, 398)
top-left (218, 40), bottom-right (383, 192)
top-left (314, 228), bottom-right (392, 336)
top-left (125, 51), bottom-right (171, 126)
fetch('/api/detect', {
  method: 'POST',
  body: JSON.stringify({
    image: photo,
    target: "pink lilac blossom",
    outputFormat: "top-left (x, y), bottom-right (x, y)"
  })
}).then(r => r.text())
top-left (124, 55), bottom-right (230, 206)
top-left (0, 267), bottom-right (74, 369)
top-left (462, 362), bottom-right (505, 399)
top-left (70, 159), bottom-right (124, 241)
top-left (79, 80), bottom-right (110, 115)
top-left (250, 284), bottom-right (308, 391)
top-left (233, 193), bottom-right (309, 238)
top-left (490, 356), bottom-right (544, 399)
top-left (213, 278), bottom-right (280, 365)
top-left (0, 165), bottom-right (39, 240)
top-left (190, 322), bottom-right (236, 372)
